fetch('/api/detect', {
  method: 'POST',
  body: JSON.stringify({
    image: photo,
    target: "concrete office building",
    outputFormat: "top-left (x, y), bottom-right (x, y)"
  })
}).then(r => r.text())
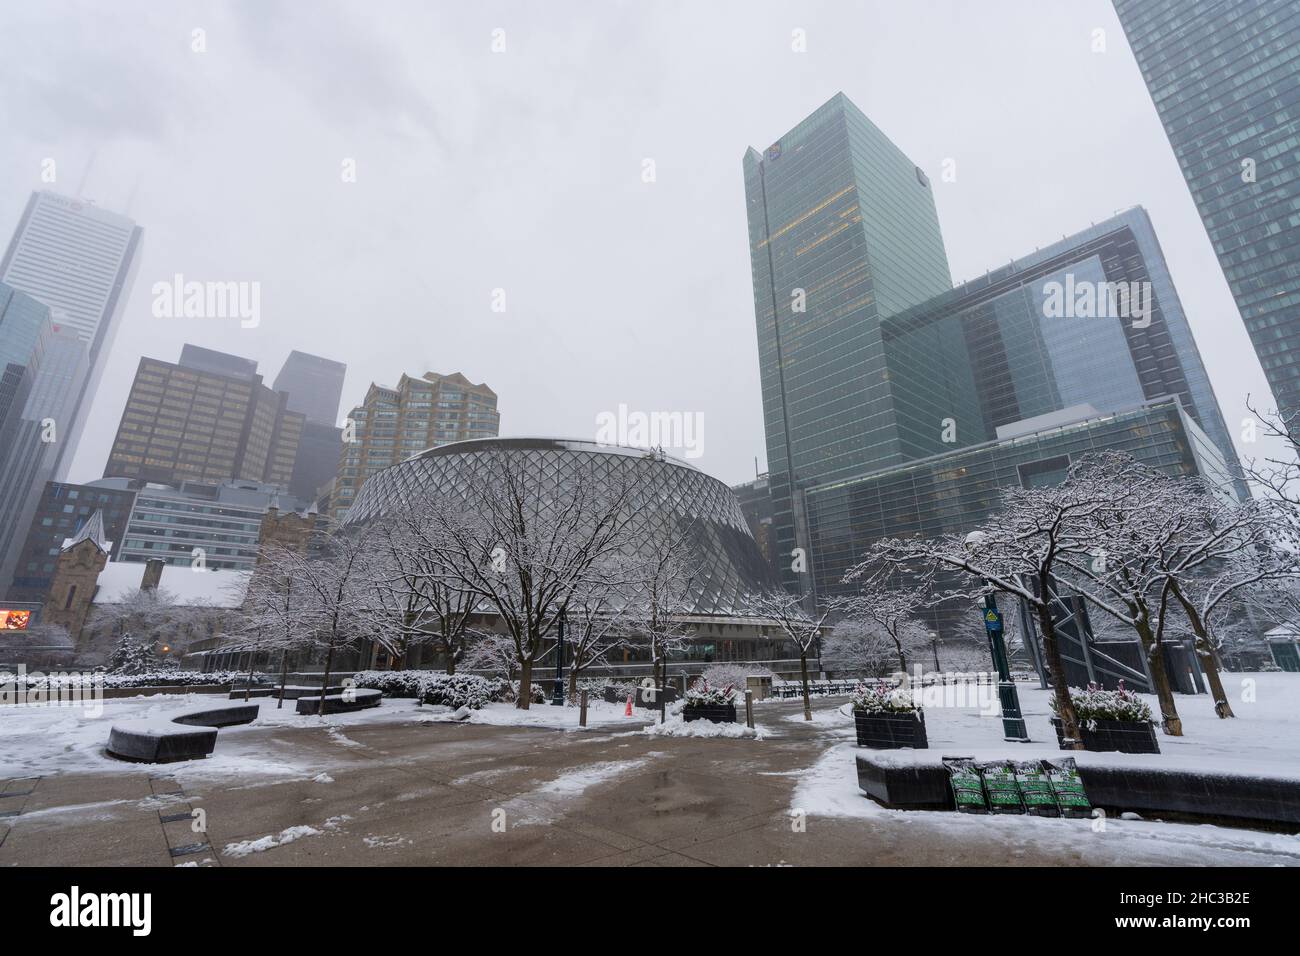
top-left (104, 351), bottom-right (304, 489)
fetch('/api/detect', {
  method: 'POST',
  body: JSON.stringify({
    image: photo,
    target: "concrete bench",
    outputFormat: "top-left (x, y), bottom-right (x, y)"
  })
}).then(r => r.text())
top-left (294, 688), bottom-right (383, 715)
top-left (855, 752), bottom-right (1300, 827)
top-left (107, 702), bottom-right (261, 763)
top-left (227, 685), bottom-right (346, 701)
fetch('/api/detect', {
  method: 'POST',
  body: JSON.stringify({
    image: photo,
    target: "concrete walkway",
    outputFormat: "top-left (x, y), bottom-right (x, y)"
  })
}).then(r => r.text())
top-left (2, 698), bottom-right (1295, 867)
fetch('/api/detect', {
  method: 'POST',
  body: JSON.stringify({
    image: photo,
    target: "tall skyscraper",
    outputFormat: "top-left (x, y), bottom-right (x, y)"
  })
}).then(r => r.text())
top-left (272, 350), bottom-right (347, 500)
top-left (330, 371), bottom-right (500, 522)
top-left (273, 350), bottom-right (347, 425)
top-left (743, 93), bottom-right (953, 585)
top-left (884, 207), bottom-right (1246, 497)
top-left (0, 191), bottom-right (143, 478)
top-left (103, 350), bottom-right (303, 489)
top-left (0, 288), bottom-right (90, 593)
top-left (1113, 1), bottom-right (1300, 415)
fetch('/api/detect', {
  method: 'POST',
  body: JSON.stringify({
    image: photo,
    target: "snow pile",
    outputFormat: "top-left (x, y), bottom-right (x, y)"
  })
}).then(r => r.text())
top-left (419, 699), bottom-right (647, 731)
top-left (644, 714), bottom-right (764, 739)
top-left (223, 824), bottom-right (321, 857)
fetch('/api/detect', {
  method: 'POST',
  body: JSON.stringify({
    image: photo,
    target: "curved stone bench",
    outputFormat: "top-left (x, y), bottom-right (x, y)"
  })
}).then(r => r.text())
top-left (294, 688), bottom-right (383, 715)
top-left (228, 685), bottom-right (346, 701)
top-left (107, 702), bottom-right (261, 763)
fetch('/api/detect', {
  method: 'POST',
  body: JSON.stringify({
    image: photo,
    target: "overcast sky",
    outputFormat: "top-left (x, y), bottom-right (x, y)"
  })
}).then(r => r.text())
top-left (0, 0), bottom-right (1280, 488)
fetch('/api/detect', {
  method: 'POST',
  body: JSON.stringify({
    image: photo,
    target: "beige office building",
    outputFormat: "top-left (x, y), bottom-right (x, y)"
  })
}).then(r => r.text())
top-left (104, 354), bottom-right (303, 489)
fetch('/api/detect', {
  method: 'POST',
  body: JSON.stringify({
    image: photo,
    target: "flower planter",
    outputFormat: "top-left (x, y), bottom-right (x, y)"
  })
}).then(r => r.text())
top-left (854, 710), bottom-right (928, 749)
top-left (683, 703), bottom-right (736, 724)
top-left (1052, 717), bottom-right (1160, 754)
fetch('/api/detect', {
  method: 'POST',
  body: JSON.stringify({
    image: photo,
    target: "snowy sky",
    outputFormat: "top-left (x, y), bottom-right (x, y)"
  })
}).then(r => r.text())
top-left (0, 0), bottom-right (1280, 488)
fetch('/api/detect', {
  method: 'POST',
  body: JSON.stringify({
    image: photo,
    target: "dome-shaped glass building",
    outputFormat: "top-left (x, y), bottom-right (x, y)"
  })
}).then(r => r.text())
top-left (340, 437), bottom-right (779, 618)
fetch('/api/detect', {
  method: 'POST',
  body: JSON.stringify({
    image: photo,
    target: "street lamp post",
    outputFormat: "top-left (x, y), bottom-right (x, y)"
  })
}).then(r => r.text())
top-left (965, 532), bottom-right (1029, 742)
top-left (550, 606), bottom-right (567, 706)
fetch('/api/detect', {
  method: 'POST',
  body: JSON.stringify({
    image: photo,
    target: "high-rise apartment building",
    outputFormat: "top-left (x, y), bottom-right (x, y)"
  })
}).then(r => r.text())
top-left (0, 191), bottom-right (142, 478)
top-left (1113, 1), bottom-right (1300, 415)
top-left (743, 93), bottom-right (954, 587)
top-left (273, 350), bottom-right (347, 425)
top-left (329, 371), bottom-right (500, 522)
top-left (104, 351), bottom-right (304, 489)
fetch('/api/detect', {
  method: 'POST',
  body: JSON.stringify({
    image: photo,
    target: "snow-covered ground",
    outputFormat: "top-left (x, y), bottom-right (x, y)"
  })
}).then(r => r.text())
top-left (788, 672), bottom-right (1300, 861)
top-left (792, 740), bottom-right (1300, 864)
top-left (0, 692), bottom-right (654, 778)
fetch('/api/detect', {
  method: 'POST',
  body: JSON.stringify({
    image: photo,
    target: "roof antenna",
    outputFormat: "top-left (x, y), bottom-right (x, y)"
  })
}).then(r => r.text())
top-left (76, 148), bottom-right (98, 198)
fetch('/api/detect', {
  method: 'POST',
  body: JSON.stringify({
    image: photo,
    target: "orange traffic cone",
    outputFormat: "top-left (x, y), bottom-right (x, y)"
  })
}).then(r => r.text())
top-left (625, 694), bottom-right (634, 717)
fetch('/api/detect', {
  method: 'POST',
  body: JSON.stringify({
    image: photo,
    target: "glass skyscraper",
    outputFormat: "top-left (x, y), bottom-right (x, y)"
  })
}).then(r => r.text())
top-left (0, 191), bottom-right (142, 479)
top-left (744, 98), bottom-right (1247, 607)
top-left (743, 93), bottom-right (953, 587)
top-left (1113, 0), bottom-right (1300, 415)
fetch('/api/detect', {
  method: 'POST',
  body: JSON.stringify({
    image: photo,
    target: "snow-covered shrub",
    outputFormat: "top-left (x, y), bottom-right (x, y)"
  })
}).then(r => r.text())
top-left (352, 670), bottom-right (512, 709)
top-left (699, 663), bottom-right (773, 690)
top-left (6, 669), bottom-right (251, 689)
top-left (510, 680), bottom-right (546, 704)
top-left (851, 680), bottom-right (918, 714)
top-left (684, 679), bottom-right (736, 707)
top-left (1052, 682), bottom-right (1152, 723)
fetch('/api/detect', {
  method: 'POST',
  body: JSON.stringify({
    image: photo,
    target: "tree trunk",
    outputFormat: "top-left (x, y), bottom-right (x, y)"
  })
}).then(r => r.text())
top-left (318, 641), bottom-right (336, 717)
top-left (1170, 585), bottom-right (1235, 719)
top-left (517, 656), bottom-right (532, 709)
top-left (799, 651), bottom-right (812, 721)
top-left (1134, 615), bottom-right (1183, 735)
top-left (1036, 604), bottom-right (1085, 750)
top-left (1197, 647), bottom-right (1235, 719)
top-left (568, 665), bottom-right (578, 700)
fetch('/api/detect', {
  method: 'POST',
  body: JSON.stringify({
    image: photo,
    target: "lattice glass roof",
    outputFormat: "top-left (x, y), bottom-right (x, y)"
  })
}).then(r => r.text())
top-left (341, 438), bottom-right (778, 616)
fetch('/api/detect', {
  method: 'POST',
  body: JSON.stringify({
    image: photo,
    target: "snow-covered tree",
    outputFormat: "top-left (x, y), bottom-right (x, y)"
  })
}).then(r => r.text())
top-left (856, 464), bottom-right (1140, 748)
top-left (625, 535), bottom-right (699, 720)
top-left (429, 449), bottom-right (642, 709)
top-left (366, 501), bottom-right (482, 672)
top-left (741, 590), bottom-right (828, 721)
top-left (821, 617), bottom-right (898, 679)
top-left (831, 565), bottom-right (933, 673)
top-left (284, 526), bottom-right (377, 715)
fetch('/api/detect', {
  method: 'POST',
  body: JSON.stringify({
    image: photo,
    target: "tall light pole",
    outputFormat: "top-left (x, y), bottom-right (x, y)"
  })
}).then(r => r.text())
top-left (550, 606), bottom-right (567, 706)
top-left (965, 531), bottom-right (1029, 742)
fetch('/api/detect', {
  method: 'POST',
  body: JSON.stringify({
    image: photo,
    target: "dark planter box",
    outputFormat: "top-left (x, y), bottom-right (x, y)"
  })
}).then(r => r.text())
top-left (854, 710), bottom-right (928, 749)
top-left (683, 703), bottom-right (736, 724)
top-left (1053, 717), bottom-right (1160, 754)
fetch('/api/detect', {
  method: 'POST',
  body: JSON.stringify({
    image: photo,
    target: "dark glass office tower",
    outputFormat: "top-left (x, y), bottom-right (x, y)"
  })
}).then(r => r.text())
top-left (1113, 0), bottom-right (1300, 415)
top-left (743, 93), bottom-right (953, 587)
top-left (884, 207), bottom-right (1246, 498)
top-left (273, 350), bottom-right (347, 425)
